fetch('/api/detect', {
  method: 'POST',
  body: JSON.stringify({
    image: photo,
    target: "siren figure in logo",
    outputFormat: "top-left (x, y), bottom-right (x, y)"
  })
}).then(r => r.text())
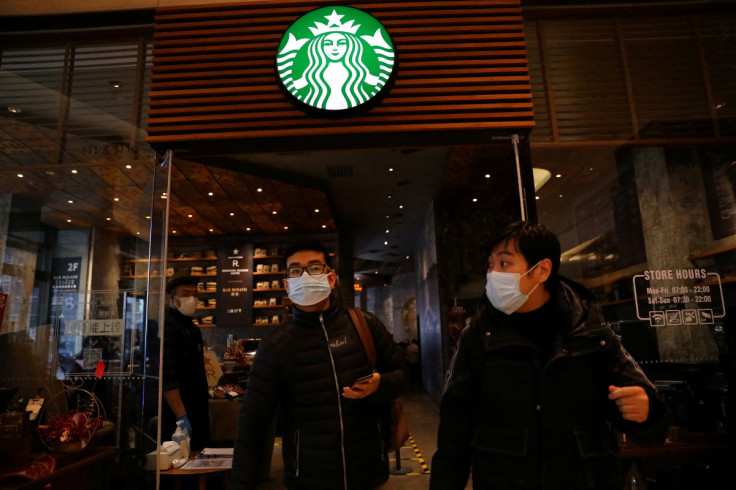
top-left (277, 9), bottom-right (395, 111)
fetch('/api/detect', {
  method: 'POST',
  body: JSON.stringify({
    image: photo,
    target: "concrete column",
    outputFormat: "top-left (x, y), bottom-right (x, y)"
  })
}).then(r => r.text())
top-left (633, 146), bottom-right (719, 363)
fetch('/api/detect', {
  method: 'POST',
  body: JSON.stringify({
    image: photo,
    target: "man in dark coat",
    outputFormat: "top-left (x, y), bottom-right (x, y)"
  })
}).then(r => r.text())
top-left (232, 242), bottom-right (408, 490)
top-left (162, 274), bottom-right (211, 450)
top-left (430, 222), bottom-right (669, 490)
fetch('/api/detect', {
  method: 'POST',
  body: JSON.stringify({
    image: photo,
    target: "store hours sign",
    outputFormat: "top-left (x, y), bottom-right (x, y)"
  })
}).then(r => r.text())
top-left (276, 6), bottom-right (396, 114)
top-left (633, 268), bottom-right (726, 327)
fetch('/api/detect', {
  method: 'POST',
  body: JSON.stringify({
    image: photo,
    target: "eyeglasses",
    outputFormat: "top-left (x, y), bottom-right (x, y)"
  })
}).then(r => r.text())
top-left (286, 263), bottom-right (329, 278)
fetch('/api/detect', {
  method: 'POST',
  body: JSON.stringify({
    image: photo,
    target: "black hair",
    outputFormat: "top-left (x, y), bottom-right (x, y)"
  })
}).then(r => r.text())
top-left (282, 241), bottom-right (332, 269)
top-left (488, 221), bottom-right (561, 277)
top-left (165, 274), bottom-right (199, 295)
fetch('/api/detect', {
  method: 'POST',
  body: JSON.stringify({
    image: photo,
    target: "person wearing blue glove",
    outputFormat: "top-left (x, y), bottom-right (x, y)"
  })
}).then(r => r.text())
top-left (162, 274), bottom-right (211, 450)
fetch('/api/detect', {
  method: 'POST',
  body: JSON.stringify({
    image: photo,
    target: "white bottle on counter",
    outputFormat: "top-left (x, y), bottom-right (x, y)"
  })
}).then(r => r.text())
top-left (171, 421), bottom-right (190, 460)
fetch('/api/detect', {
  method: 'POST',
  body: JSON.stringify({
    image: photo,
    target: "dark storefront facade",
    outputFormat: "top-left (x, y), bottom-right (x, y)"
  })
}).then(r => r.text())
top-left (1, 0), bottom-right (735, 488)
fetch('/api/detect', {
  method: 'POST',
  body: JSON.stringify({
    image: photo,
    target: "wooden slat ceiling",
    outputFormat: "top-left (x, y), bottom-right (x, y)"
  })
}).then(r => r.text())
top-left (146, 0), bottom-right (534, 149)
top-left (167, 158), bottom-right (335, 237)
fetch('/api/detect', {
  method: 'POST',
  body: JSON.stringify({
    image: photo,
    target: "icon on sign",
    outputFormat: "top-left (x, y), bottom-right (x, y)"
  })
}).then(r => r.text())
top-left (682, 309), bottom-right (698, 325)
top-left (698, 309), bottom-right (714, 324)
top-left (665, 310), bottom-right (682, 326)
top-left (649, 311), bottom-right (666, 327)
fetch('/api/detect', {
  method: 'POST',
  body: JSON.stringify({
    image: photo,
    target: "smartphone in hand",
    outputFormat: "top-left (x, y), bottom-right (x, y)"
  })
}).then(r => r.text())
top-left (350, 373), bottom-right (373, 389)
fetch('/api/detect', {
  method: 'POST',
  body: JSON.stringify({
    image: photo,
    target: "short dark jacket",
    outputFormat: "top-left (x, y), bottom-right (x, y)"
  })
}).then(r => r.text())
top-left (430, 277), bottom-right (669, 490)
top-left (231, 296), bottom-right (408, 490)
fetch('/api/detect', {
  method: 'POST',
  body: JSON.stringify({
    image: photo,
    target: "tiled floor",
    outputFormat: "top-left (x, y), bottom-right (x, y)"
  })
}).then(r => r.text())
top-left (257, 386), bottom-right (444, 489)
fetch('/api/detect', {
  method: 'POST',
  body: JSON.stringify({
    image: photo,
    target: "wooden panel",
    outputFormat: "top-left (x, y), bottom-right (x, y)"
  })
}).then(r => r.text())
top-left (146, 0), bottom-right (533, 150)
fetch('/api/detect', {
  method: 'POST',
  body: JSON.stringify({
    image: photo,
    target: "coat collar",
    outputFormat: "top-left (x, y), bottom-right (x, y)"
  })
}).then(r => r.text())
top-left (289, 292), bottom-right (343, 326)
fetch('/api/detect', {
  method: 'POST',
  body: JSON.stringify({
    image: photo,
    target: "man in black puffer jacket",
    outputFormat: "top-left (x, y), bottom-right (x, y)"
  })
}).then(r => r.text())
top-left (431, 222), bottom-right (670, 490)
top-left (232, 241), bottom-right (408, 490)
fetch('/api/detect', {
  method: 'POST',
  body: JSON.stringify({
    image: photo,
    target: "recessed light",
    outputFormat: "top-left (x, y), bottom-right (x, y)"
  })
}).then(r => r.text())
top-left (385, 229), bottom-right (389, 233)
top-left (485, 174), bottom-right (491, 179)
top-left (246, 227), bottom-right (251, 231)
top-left (66, 219), bottom-right (71, 223)
top-left (136, 232), bottom-right (140, 235)
top-left (472, 198), bottom-right (478, 202)
top-left (388, 167), bottom-right (394, 172)
top-left (7, 106), bottom-right (21, 114)
top-left (556, 174), bottom-right (562, 178)
top-left (106, 217), bottom-right (111, 221)
top-left (71, 169), bottom-right (78, 174)
top-left (374, 271), bottom-right (378, 274)
top-left (209, 228), bottom-right (214, 232)
top-left (559, 194), bottom-right (564, 198)
top-left (208, 192), bottom-right (214, 196)
top-left (399, 205), bottom-right (404, 209)
top-left (230, 212), bottom-right (235, 216)
top-left (386, 194), bottom-right (392, 199)
top-left (314, 209), bottom-right (319, 213)
top-left (114, 197), bottom-right (119, 201)
top-left (125, 164), bottom-right (132, 169)
top-left (146, 216), bottom-right (151, 219)
top-left (188, 214), bottom-right (193, 218)
top-left (17, 173), bottom-right (23, 178)
top-left (406, 256), bottom-right (410, 260)
top-left (68, 200), bottom-right (73, 204)
top-left (46, 171), bottom-right (55, 176)
top-left (272, 211), bottom-right (277, 215)
top-left (322, 225), bottom-right (327, 229)
top-left (384, 241), bottom-right (388, 245)
top-left (536, 196), bottom-right (540, 200)
top-left (172, 230), bottom-right (177, 234)
top-left (110, 81), bottom-right (121, 88)
top-left (385, 214), bottom-right (390, 219)
top-left (284, 226), bottom-right (289, 230)
top-left (257, 188), bottom-right (263, 192)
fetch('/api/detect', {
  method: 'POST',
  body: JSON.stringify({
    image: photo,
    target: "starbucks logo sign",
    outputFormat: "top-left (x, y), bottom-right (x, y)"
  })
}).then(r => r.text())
top-left (276, 6), bottom-right (396, 113)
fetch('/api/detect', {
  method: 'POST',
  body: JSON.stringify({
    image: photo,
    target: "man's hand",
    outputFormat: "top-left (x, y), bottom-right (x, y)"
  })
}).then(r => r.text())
top-left (608, 385), bottom-right (649, 423)
top-left (342, 373), bottom-right (381, 399)
top-left (176, 413), bottom-right (193, 437)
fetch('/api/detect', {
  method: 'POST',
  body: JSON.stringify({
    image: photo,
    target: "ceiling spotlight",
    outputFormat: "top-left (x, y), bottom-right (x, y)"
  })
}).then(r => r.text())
top-left (257, 188), bottom-right (263, 192)
top-left (386, 194), bottom-right (392, 199)
top-left (110, 81), bottom-right (121, 88)
top-left (388, 167), bottom-right (394, 172)
top-left (284, 226), bottom-right (289, 230)
top-left (246, 227), bottom-right (251, 231)
top-left (314, 209), bottom-right (319, 213)
top-left (559, 194), bottom-right (564, 198)
top-left (125, 164), bottom-right (132, 169)
top-left (229, 212), bottom-right (235, 216)
top-left (485, 174), bottom-right (491, 179)
top-left (472, 198), bottom-right (478, 202)
top-left (188, 214), bottom-right (193, 218)
top-left (384, 241), bottom-right (388, 245)
top-left (322, 225), bottom-right (327, 229)
top-left (106, 217), bottom-right (111, 221)
top-left (272, 210), bottom-right (277, 215)
top-left (406, 256), bottom-right (410, 260)
top-left (17, 173), bottom-right (23, 178)
top-left (67, 219), bottom-right (71, 223)
top-left (556, 174), bottom-right (562, 178)
top-left (114, 197), bottom-right (120, 201)
top-left (136, 232), bottom-right (140, 235)
top-left (172, 230), bottom-right (177, 234)
top-left (399, 205), bottom-right (404, 209)
top-left (536, 196), bottom-right (540, 200)
top-left (71, 169), bottom-right (78, 174)
top-left (385, 214), bottom-right (390, 219)
top-left (7, 106), bottom-right (21, 114)
top-left (68, 200), bottom-right (73, 204)
top-left (146, 216), bottom-right (151, 219)
top-left (385, 229), bottom-right (390, 233)
top-left (208, 192), bottom-right (214, 196)
top-left (374, 271), bottom-right (378, 274)
top-left (46, 171), bottom-right (55, 176)
top-left (209, 228), bottom-right (214, 232)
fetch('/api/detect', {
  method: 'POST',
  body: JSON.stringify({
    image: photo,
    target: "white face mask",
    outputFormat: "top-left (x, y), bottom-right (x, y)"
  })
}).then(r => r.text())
top-left (485, 261), bottom-right (541, 315)
top-left (286, 273), bottom-right (332, 306)
top-left (174, 295), bottom-right (198, 316)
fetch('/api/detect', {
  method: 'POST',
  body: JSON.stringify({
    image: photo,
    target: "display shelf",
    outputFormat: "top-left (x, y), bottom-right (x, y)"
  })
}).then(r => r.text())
top-left (253, 305), bottom-right (288, 309)
top-left (197, 306), bottom-right (216, 310)
top-left (191, 273), bottom-right (217, 277)
top-left (253, 255), bottom-right (283, 259)
top-left (167, 257), bottom-right (217, 262)
top-left (253, 288), bottom-right (285, 292)
top-left (253, 272), bottom-right (284, 275)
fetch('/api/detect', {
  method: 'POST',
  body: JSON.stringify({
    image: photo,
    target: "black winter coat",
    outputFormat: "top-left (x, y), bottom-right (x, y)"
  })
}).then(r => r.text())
top-left (231, 296), bottom-right (408, 490)
top-left (430, 277), bottom-right (669, 490)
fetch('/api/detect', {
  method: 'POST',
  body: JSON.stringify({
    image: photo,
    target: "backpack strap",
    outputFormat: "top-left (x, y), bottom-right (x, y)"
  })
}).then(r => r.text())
top-left (348, 307), bottom-right (377, 370)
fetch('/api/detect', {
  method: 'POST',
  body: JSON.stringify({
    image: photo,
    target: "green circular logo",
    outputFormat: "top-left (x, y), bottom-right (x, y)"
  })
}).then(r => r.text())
top-left (276, 6), bottom-right (396, 113)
